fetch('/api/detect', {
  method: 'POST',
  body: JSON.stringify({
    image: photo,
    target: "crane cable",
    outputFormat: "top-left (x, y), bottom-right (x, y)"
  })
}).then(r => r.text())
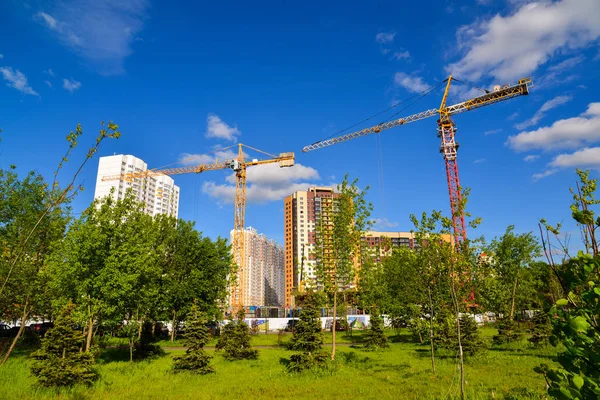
top-left (313, 79), bottom-right (448, 144)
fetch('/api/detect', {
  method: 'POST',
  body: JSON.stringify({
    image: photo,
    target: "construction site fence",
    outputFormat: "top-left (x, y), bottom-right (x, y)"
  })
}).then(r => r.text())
top-left (245, 306), bottom-right (365, 319)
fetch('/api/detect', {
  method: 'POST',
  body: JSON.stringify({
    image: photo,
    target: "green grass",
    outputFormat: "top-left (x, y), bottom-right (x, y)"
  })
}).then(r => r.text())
top-left (0, 329), bottom-right (557, 399)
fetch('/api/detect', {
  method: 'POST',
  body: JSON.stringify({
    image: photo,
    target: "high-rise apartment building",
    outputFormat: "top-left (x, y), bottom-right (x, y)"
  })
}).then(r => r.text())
top-left (284, 186), bottom-right (341, 307)
top-left (362, 230), bottom-right (454, 261)
top-left (94, 154), bottom-right (180, 218)
top-left (231, 227), bottom-right (284, 307)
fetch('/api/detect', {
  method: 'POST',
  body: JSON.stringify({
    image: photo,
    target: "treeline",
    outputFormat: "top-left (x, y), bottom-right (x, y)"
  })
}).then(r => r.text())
top-left (0, 123), bottom-right (232, 365)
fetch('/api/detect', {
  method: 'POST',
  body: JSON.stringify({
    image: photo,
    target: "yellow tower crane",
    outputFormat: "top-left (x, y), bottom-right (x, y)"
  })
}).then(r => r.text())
top-left (102, 143), bottom-right (295, 312)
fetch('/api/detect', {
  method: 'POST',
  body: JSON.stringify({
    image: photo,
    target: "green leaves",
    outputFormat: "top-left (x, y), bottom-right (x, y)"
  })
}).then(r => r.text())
top-left (556, 298), bottom-right (569, 306)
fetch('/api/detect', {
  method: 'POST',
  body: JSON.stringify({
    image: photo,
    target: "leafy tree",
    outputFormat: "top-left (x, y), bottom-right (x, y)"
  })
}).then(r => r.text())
top-left (215, 310), bottom-right (258, 360)
top-left (528, 311), bottom-right (552, 347)
top-left (535, 169), bottom-right (600, 399)
top-left (481, 226), bottom-right (541, 330)
top-left (363, 308), bottom-right (388, 350)
top-left (288, 290), bottom-right (328, 372)
top-left (173, 302), bottom-right (214, 374)
top-left (30, 302), bottom-right (97, 387)
top-left (314, 175), bottom-right (372, 361)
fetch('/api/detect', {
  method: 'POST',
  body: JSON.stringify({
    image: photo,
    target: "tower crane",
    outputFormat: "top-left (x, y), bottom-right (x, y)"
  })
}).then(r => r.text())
top-left (303, 76), bottom-right (532, 245)
top-left (101, 143), bottom-right (295, 311)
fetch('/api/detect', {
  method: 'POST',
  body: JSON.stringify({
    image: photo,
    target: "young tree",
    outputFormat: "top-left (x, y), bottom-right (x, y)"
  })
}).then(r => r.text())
top-left (314, 175), bottom-right (372, 361)
top-left (528, 311), bottom-right (552, 347)
top-left (30, 302), bottom-right (97, 387)
top-left (215, 309), bottom-right (258, 360)
top-left (288, 290), bottom-right (328, 372)
top-left (535, 169), bottom-right (600, 399)
top-left (363, 307), bottom-right (388, 350)
top-left (173, 302), bottom-right (214, 374)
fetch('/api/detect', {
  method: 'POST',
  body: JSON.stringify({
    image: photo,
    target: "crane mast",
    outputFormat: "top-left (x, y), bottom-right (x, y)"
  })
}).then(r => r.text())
top-left (303, 76), bottom-right (532, 244)
top-left (102, 144), bottom-right (295, 312)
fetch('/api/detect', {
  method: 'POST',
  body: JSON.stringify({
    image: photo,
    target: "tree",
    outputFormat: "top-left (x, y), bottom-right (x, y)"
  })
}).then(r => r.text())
top-left (288, 290), bottom-right (328, 372)
top-left (483, 226), bottom-right (541, 323)
top-left (535, 169), bottom-right (600, 399)
top-left (173, 302), bottom-right (214, 374)
top-left (215, 310), bottom-right (258, 360)
top-left (314, 175), bottom-right (372, 361)
top-left (363, 308), bottom-right (388, 350)
top-left (528, 311), bottom-right (552, 347)
top-left (30, 302), bottom-right (97, 387)
top-left (443, 315), bottom-right (485, 357)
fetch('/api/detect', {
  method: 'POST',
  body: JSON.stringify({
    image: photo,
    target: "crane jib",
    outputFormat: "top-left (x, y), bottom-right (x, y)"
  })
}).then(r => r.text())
top-left (302, 78), bottom-right (530, 153)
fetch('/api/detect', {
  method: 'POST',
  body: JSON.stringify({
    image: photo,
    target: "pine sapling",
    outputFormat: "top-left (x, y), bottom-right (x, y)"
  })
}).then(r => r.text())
top-left (173, 303), bottom-right (214, 374)
top-left (363, 308), bottom-right (389, 350)
top-left (288, 291), bottom-right (328, 372)
top-left (30, 302), bottom-right (97, 387)
top-left (216, 309), bottom-right (258, 360)
top-left (528, 311), bottom-right (552, 347)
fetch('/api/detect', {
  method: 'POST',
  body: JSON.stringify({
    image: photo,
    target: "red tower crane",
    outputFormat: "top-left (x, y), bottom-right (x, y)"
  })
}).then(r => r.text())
top-left (302, 76), bottom-right (532, 244)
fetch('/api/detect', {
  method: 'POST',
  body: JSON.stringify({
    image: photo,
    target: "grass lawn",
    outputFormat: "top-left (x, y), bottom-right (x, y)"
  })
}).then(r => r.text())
top-left (0, 328), bottom-right (557, 399)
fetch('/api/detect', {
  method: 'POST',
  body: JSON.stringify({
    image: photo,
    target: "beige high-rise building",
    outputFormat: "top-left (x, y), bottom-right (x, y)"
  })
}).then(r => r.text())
top-left (231, 227), bottom-right (284, 307)
top-left (94, 154), bottom-right (180, 218)
top-left (284, 186), bottom-right (340, 307)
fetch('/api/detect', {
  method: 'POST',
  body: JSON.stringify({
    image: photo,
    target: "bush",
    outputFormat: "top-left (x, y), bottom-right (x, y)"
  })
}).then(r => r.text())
top-left (493, 317), bottom-right (522, 345)
top-left (528, 311), bottom-right (552, 347)
top-left (30, 302), bottom-right (97, 387)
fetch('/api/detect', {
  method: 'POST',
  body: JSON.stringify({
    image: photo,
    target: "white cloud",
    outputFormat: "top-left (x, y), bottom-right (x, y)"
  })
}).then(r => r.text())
top-left (392, 51), bottom-right (410, 60)
top-left (179, 149), bottom-right (242, 166)
top-left (533, 169), bottom-right (559, 181)
top-left (446, 0), bottom-right (600, 81)
top-left (549, 147), bottom-right (600, 169)
top-left (0, 54), bottom-right (4, 59)
top-left (202, 163), bottom-right (320, 204)
top-left (0, 67), bottom-right (39, 96)
top-left (484, 128), bottom-right (502, 135)
top-left (547, 55), bottom-right (585, 73)
top-left (394, 72), bottom-right (429, 93)
top-left (514, 95), bottom-right (572, 130)
top-left (44, 80), bottom-right (52, 87)
top-left (44, 68), bottom-right (55, 76)
top-left (62, 78), bottom-right (81, 93)
top-left (205, 114), bottom-right (241, 142)
top-left (473, 158), bottom-right (486, 164)
top-left (34, 1), bottom-right (149, 75)
top-left (524, 154), bottom-right (540, 162)
top-left (371, 217), bottom-right (398, 229)
top-left (375, 32), bottom-right (396, 44)
top-left (507, 102), bottom-right (600, 151)
top-left (381, 48), bottom-right (391, 55)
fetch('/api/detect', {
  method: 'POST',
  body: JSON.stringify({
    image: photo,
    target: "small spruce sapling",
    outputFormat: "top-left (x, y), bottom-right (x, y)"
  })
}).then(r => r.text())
top-left (363, 308), bottom-right (389, 350)
top-left (216, 309), bottom-right (258, 360)
top-left (173, 302), bottom-right (214, 374)
top-left (30, 302), bottom-right (97, 387)
top-left (288, 291), bottom-right (328, 372)
top-left (528, 311), bottom-right (552, 347)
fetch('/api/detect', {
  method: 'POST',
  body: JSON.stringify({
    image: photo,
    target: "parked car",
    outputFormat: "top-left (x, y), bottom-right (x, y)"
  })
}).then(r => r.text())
top-left (284, 319), bottom-right (299, 332)
top-left (0, 323), bottom-right (12, 338)
top-left (29, 322), bottom-right (53, 337)
top-left (330, 318), bottom-right (348, 332)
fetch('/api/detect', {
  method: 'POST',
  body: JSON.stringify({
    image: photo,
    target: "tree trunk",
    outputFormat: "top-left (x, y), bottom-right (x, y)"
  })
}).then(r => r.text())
top-left (170, 310), bottom-right (177, 343)
top-left (129, 339), bottom-right (133, 364)
top-left (450, 278), bottom-right (465, 400)
top-left (151, 321), bottom-right (156, 338)
top-left (509, 275), bottom-right (518, 321)
top-left (331, 291), bottom-right (337, 361)
top-left (428, 287), bottom-right (436, 374)
top-left (1, 299), bottom-right (29, 365)
top-left (137, 318), bottom-right (143, 340)
top-left (86, 316), bottom-right (94, 352)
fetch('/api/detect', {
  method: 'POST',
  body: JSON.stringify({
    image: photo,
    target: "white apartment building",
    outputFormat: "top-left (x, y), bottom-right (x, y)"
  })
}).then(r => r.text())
top-left (231, 227), bottom-right (285, 307)
top-left (94, 154), bottom-right (180, 218)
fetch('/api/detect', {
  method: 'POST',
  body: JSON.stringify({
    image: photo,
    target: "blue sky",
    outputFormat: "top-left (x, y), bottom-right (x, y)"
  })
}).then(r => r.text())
top-left (1, 0), bottom-right (599, 248)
